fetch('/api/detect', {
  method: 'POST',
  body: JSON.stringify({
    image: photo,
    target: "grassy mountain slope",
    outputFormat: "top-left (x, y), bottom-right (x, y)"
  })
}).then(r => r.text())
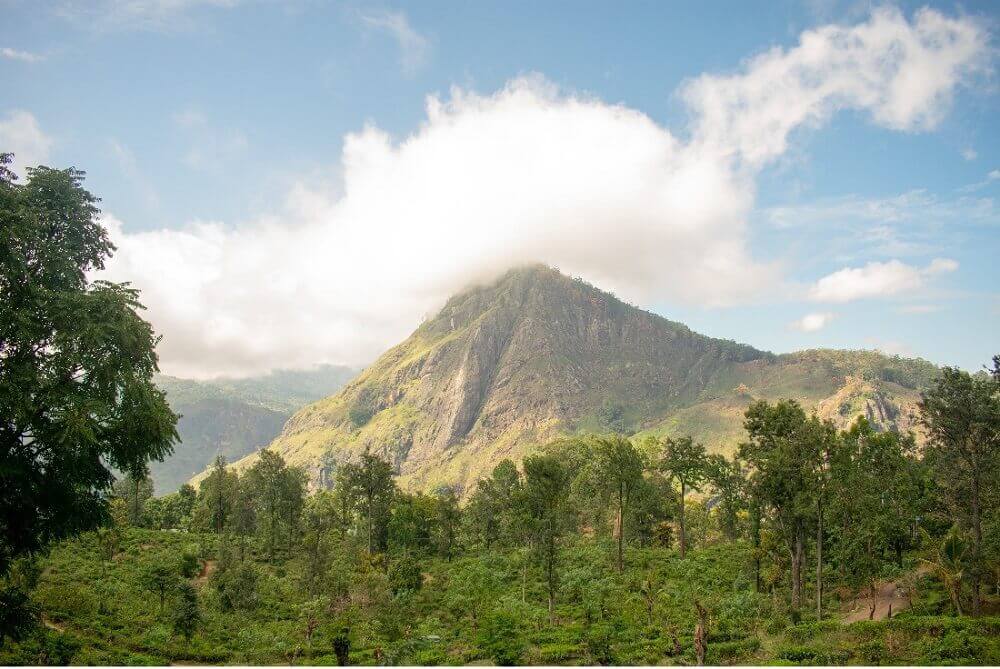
top-left (217, 266), bottom-right (939, 494)
top-left (151, 365), bottom-right (356, 494)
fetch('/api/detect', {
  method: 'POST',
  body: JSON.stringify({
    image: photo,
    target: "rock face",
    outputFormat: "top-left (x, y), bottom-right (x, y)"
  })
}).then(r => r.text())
top-left (214, 265), bottom-right (939, 494)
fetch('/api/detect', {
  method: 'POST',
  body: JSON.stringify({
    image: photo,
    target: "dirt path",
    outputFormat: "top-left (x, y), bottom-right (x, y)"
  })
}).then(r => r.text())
top-left (193, 558), bottom-right (217, 587)
top-left (41, 615), bottom-right (66, 633)
top-left (843, 581), bottom-right (910, 622)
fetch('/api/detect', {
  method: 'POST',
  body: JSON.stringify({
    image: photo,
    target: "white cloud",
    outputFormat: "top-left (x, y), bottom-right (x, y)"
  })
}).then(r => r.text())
top-left (790, 312), bottom-right (835, 332)
top-left (1, 47), bottom-right (43, 63)
top-left (810, 258), bottom-right (958, 303)
top-left (0, 110), bottom-right (54, 177)
top-left (94, 8), bottom-right (988, 378)
top-left (359, 9), bottom-right (430, 74)
top-left (962, 147), bottom-right (977, 161)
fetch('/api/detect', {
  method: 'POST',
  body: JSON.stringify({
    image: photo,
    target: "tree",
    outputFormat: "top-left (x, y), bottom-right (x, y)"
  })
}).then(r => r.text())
top-left (340, 450), bottom-right (396, 554)
top-left (658, 436), bottom-right (708, 559)
top-left (705, 453), bottom-right (746, 542)
top-left (435, 486), bottom-right (461, 561)
top-left (466, 459), bottom-right (521, 549)
top-left (243, 450), bottom-right (307, 560)
top-left (520, 454), bottom-right (571, 622)
top-left (829, 418), bottom-right (918, 619)
top-left (593, 435), bottom-right (644, 572)
top-left (919, 363), bottom-right (1000, 615)
top-left (113, 470), bottom-right (154, 527)
top-left (739, 400), bottom-right (824, 621)
top-left (193, 456), bottom-right (237, 534)
top-left (142, 556), bottom-right (180, 612)
top-left (0, 157), bottom-right (178, 577)
top-left (172, 582), bottom-right (200, 640)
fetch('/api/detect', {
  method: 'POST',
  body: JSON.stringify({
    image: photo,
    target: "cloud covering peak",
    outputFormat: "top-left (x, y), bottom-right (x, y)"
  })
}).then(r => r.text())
top-left (97, 8), bottom-right (989, 378)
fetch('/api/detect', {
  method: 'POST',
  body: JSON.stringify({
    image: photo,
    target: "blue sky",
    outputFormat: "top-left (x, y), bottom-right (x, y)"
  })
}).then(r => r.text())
top-left (1, 0), bottom-right (998, 377)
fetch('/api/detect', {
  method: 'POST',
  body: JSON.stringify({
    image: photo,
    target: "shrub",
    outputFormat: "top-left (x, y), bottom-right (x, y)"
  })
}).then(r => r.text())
top-left (857, 639), bottom-right (887, 665)
top-left (477, 609), bottom-right (525, 666)
top-left (389, 553), bottom-right (423, 596)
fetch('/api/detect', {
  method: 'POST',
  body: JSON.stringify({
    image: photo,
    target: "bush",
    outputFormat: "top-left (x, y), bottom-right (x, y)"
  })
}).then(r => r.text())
top-left (212, 562), bottom-right (258, 612)
top-left (389, 553), bottom-right (423, 596)
top-left (478, 609), bottom-right (525, 666)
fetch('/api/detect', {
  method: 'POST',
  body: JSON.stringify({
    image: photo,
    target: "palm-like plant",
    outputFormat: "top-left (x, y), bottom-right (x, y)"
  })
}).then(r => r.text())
top-left (920, 528), bottom-right (966, 615)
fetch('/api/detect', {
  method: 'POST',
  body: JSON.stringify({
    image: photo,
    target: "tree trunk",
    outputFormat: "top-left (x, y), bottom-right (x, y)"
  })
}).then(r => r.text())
top-left (616, 484), bottom-right (624, 573)
top-left (790, 528), bottom-right (803, 621)
top-left (694, 600), bottom-right (708, 666)
top-left (971, 471), bottom-right (982, 616)
top-left (679, 480), bottom-right (687, 559)
top-left (751, 503), bottom-right (761, 593)
top-left (816, 498), bottom-right (823, 621)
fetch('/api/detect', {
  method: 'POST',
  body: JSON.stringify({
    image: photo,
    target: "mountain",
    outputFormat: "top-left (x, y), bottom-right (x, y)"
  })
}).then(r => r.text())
top-left (151, 365), bottom-right (357, 494)
top-left (213, 265), bottom-right (939, 494)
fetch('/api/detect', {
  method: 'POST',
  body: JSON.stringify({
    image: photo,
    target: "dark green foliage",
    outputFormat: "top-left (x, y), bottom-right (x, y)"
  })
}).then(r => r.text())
top-left (243, 450), bottom-right (307, 559)
top-left (919, 365), bottom-right (1000, 615)
top-left (0, 159), bottom-right (178, 578)
top-left (172, 582), bottom-right (200, 640)
top-left (212, 560), bottom-right (259, 612)
top-left (340, 450), bottom-right (395, 554)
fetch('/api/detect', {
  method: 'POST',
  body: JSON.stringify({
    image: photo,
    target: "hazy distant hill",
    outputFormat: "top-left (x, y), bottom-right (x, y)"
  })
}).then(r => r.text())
top-left (212, 265), bottom-right (939, 494)
top-left (151, 365), bottom-right (356, 494)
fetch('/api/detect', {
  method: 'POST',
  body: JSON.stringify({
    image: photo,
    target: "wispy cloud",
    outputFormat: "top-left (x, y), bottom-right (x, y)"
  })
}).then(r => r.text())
top-left (172, 108), bottom-right (248, 171)
top-left (359, 9), bottom-right (430, 75)
top-left (56, 0), bottom-right (243, 32)
top-left (957, 168), bottom-right (1000, 194)
top-left (962, 147), bottom-right (978, 161)
top-left (895, 304), bottom-right (941, 315)
top-left (110, 139), bottom-right (161, 210)
top-left (1, 47), bottom-right (44, 63)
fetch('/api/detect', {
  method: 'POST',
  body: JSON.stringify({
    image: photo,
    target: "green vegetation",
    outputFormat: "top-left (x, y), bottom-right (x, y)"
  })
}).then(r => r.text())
top-left (151, 365), bottom-right (356, 495)
top-left (3, 359), bottom-right (997, 665)
top-left (0, 154), bottom-right (178, 638)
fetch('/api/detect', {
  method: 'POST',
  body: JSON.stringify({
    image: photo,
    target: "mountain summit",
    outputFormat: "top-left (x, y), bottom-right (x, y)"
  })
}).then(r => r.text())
top-left (217, 265), bottom-right (938, 493)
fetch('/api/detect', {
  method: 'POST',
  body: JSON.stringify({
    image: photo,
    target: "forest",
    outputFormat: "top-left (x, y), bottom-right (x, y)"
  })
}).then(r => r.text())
top-left (4, 364), bottom-right (1000, 664)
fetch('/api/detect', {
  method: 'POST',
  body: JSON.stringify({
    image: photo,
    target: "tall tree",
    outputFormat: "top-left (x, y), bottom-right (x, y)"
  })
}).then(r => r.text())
top-left (705, 453), bottom-right (746, 542)
top-left (193, 456), bottom-right (237, 534)
top-left (435, 486), bottom-right (461, 561)
top-left (0, 156), bottom-right (178, 578)
top-left (739, 400), bottom-right (824, 621)
top-left (113, 470), bottom-right (155, 527)
top-left (243, 450), bottom-right (307, 560)
top-left (658, 436), bottom-right (708, 558)
top-left (593, 435), bottom-right (644, 572)
top-left (919, 363), bottom-right (1000, 615)
top-left (341, 450), bottom-right (396, 554)
top-left (520, 454), bottom-right (571, 623)
top-left (829, 418), bottom-right (917, 619)
top-left (466, 459), bottom-right (522, 549)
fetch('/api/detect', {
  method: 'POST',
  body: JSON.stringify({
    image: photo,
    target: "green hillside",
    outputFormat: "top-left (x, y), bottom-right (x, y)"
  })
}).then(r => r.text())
top-left (215, 266), bottom-right (940, 494)
top-left (151, 365), bottom-right (356, 494)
